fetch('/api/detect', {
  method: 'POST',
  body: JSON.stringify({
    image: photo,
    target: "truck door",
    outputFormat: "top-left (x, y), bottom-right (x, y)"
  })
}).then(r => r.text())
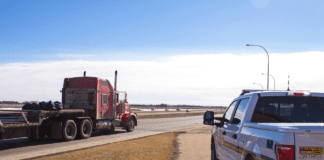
top-left (217, 100), bottom-right (238, 160)
top-left (223, 98), bottom-right (250, 160)
top-left (99, 79), bottom-right (113, 119)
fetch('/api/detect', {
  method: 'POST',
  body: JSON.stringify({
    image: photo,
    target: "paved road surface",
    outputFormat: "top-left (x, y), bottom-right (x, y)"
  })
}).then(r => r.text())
top-left (0, 115), bottom-right (223, 160)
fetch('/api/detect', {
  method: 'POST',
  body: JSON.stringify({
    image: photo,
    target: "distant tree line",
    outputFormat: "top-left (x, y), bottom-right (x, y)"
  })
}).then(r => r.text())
top-left (0, 101), bottom-right (19, 104)
top-left (130, 103), bottom-right (226, 109)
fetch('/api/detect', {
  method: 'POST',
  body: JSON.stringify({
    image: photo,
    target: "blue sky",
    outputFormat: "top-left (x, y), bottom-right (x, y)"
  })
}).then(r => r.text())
top-left (0, 0), bottom-right (324, 105)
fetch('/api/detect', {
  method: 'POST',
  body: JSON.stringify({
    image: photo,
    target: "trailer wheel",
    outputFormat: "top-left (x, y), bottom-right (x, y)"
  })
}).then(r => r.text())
top-left (63, 120), bottom-right (77, 141)
top-left (78, 119), bottom-right (92, 139)
top-left (126, 117), bottom-right (135, 132)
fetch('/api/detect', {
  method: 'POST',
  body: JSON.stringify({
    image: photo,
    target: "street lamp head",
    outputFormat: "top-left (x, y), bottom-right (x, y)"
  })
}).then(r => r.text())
top-left (246, 44), bottom-right (250, 46)
top-left (261, 73), bottom-right (265, 75)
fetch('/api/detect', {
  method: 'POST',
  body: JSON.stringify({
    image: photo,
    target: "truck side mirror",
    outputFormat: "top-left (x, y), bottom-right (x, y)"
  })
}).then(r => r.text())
top-left (203, 111), bottom-right (215, 125)
top-left (232, 118), bottom-right (241, 125)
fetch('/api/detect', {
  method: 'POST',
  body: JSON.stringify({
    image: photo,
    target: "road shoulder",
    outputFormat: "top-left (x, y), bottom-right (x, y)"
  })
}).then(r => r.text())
top-left (174, 125), bottom-right (214, 160)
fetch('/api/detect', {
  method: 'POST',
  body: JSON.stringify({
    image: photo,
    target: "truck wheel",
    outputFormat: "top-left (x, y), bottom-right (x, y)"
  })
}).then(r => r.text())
top-left (211, 139), bottom-right (218, 160)
top-left (63, 120), bottom-right (77, 141)
top-left (78, 119), bottom-right (92, 139)
top-left (126, 117), bottom-right (135, 132)
top-left (246, 155), bottom-right (255, 160)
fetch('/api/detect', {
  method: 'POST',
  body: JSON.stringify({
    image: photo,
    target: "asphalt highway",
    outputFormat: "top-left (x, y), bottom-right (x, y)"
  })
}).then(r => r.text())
top-left (0, 114), bottom-right (222, 160)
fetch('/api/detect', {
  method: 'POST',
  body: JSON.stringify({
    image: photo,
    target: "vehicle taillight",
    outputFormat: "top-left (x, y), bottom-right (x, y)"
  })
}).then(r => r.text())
top-left (287, 91), bottom-right (310, 96)
top-left (275, 145), bottom-right (295, 160)
top-left (293, 92), bottom-right (304, 96)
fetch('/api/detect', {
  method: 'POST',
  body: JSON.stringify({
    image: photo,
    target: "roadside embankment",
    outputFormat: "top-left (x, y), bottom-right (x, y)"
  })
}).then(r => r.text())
top-left (31, 133), bottom-right (177, 160)
top-left (30, 125), bottom-right (214, 160)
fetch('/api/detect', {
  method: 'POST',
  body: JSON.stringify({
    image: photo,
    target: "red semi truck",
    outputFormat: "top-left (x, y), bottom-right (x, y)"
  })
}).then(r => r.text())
top-left (0, 71), bottom-right (137, 141)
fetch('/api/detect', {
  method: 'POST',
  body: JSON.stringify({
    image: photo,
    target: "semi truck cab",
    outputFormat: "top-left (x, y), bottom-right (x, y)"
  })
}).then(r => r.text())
top-left (62, 71), bottom-right (137, 132)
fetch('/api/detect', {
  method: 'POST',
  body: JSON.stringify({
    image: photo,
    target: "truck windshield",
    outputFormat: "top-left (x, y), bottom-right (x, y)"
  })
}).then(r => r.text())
top-left (119, 92), bottom-right (126, 101)
top-left (251, 96), bottom-right (324, 123)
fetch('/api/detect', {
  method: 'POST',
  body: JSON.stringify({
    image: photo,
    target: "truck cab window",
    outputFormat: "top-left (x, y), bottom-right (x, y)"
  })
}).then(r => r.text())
top-left (232, 99), bottom-right (250, 125)
top-left (102, 94), bottom-right (108, 105)
top-left (119, 92), bottom-right (126, 102)
top-left (102, 80), bottom-right (111, 86)
top-left (224, 101), bottom-right (237, 122)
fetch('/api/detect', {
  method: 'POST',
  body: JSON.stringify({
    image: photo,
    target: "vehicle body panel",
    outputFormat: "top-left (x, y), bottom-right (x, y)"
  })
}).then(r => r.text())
top-left (205, 90), bottom-right (324, 160)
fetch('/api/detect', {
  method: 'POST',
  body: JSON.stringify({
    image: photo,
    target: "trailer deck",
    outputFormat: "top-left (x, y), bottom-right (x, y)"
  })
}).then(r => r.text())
top-left (0, 109), bottom-right (85, 130)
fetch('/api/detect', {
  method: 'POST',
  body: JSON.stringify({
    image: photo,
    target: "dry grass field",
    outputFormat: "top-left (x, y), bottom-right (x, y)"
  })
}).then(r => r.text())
top-left (30, 125), bottom-right (215, 160)
top-left (32, 133), bottom-right (177, 160)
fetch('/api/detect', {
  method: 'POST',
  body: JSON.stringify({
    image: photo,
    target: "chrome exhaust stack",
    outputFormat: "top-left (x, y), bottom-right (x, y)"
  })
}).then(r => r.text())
top-left (114, 70), bottom-right (117, 91)
top-left (113, 70), bottom-right (118, 118)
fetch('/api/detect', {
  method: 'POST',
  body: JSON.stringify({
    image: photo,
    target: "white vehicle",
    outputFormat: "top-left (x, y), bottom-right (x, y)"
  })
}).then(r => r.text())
top-left (204, 89), bottom-right (324, 160)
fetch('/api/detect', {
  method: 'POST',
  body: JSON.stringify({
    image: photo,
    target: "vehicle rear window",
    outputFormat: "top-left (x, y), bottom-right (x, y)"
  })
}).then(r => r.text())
top-left (251, 96), bottom-right (324, 123)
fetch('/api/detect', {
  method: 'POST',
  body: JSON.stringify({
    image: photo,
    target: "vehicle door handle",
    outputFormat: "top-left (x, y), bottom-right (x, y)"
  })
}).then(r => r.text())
top-left (222, 131), bottom-right (226, 135)
top-left (232, 134), bottom-right (237, 139)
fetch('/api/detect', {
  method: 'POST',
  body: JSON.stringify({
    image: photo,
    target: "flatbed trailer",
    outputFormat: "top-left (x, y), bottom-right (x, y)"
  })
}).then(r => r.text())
top-left (0, 109), bottom-right (84, 128)
top-left (0, 109), bottom-right (88, 140)
top-left (0, 70), bottom-right (137, 141)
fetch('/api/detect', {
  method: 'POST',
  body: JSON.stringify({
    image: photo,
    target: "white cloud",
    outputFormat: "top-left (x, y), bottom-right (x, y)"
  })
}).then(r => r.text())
top-left (0, 51), bottom-right (324, 106)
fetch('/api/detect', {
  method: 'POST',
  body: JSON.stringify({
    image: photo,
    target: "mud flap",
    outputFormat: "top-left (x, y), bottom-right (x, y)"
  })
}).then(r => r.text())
top-left (49, 122), bottom-right (62, 139)
top-left (28, 127), bottom-right (39, 139)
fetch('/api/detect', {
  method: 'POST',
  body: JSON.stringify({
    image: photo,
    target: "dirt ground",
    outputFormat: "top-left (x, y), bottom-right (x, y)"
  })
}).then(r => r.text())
top-left (30, 125), bottom-right (214, 160)
top-left (176, 125), bottom-right (214, 160)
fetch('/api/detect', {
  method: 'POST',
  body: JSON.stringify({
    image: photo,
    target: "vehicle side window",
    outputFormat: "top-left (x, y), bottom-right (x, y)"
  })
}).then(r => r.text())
top-left (102, 80), bottom-right (111, 86)
top-left (232, 98), bottom-right (250, 125)
top-left (224, 101), bottom-right (237, 122)
top-left (102, 94), bottom-right (108, 105)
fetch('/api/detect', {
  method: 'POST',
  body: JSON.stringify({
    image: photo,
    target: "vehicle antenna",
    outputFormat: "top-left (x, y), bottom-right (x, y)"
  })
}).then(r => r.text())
top-left (287, 75), bottom-right (290, 91)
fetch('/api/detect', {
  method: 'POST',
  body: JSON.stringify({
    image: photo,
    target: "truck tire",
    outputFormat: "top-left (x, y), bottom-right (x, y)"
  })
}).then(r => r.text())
top-left (63, 120), bottom-right (77, 141)
top-left (126, 117), bottom-right (135, 132)
top-left (78, 119), bottom-right (92, 139)
top-left (211, 139), bottom-right (218, 160)
top-left (246, 155), bottom-right (255, 160)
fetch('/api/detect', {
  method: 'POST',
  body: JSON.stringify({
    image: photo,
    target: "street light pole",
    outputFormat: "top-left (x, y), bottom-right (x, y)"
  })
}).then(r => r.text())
top-left (262, 73), bottom-right (275, 90)
top-left (253, 83), bottom-right (264, 89)
top-left (246, 44), bottom-right (269, 90)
